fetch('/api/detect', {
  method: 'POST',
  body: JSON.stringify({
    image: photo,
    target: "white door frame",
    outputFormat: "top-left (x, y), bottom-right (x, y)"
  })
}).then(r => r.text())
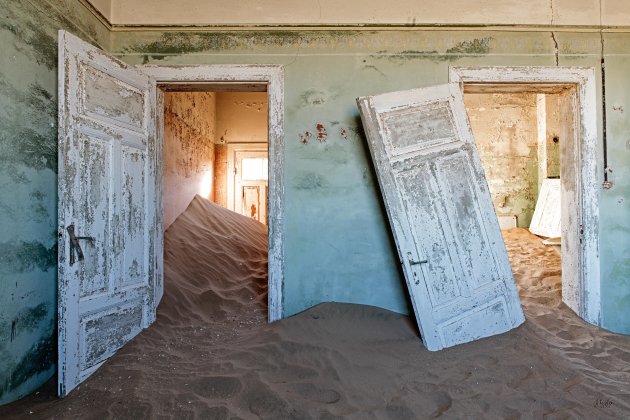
top-left (449, 66), bottom-right (601, 326)
top-left (141, 65), bottom-right (285, 322)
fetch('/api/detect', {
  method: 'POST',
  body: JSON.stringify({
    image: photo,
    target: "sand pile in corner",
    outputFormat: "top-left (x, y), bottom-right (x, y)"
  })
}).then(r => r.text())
top-left (160, 194), bottom-right (268, 326)
top-left (2, 215), bottom-right (629, 419)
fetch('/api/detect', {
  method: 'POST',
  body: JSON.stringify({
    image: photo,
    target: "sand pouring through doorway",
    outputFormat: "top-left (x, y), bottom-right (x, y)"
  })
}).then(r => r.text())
top-left (1, 196), bottom-right (629, 418)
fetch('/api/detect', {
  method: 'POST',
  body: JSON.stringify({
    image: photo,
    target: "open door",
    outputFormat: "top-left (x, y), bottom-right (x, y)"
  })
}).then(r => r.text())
top-left (357, 84), bottom-right (525, 351)
top-left (57, 31), bottom-right (160, 396)
top-left (557, 89), bottom-right (581, 316)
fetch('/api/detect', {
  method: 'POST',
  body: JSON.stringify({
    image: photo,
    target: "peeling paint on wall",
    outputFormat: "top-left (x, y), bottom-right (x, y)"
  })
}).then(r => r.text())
top-left (465, 93), bottom-right (540, 227)
top-left (163, 91), bottom-right (216, 229)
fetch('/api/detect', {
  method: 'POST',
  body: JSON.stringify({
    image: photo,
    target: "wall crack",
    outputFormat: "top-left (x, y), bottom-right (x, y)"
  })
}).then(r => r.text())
top-left (550, 0), bottom-right (558, 66)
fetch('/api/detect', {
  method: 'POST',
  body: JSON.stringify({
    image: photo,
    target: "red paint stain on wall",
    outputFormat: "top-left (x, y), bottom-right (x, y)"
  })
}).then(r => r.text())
top-left (316, 123), bottom-right (327, 142)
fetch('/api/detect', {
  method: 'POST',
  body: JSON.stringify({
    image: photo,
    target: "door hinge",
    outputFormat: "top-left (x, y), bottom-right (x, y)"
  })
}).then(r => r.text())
top-left (579, 224), bottom-right (584, 244)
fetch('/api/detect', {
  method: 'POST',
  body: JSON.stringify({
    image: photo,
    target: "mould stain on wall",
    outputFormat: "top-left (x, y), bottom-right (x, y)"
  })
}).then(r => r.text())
top-left (372, 37), bottom-right (493, 63)
top-left (121, 30), bottom-right (363, 63)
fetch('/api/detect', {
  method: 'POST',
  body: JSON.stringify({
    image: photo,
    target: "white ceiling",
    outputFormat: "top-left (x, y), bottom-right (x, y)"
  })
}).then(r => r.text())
top-left (87, 0), bottom-right (628, 27)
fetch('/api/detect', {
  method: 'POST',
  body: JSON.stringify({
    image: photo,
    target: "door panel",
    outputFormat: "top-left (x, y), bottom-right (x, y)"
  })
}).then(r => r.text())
top-left (243, 186), bottom-right (261, 219)
top-left (58, 30), bottom-right (158, 396)
top-left (357, 84), bottom-right (525, 351)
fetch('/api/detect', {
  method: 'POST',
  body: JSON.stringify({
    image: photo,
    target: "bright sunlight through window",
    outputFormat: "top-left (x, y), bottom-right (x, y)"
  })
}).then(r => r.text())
top-left (242, 158), bottom-right (268, 181)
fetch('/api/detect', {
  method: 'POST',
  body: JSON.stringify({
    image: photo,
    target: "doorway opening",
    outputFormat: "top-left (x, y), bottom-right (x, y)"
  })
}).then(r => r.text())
top-left (450, 67), bottom-right (601, 326)
top-left (162, 89), bottom-right (269, 229)
top-left (144, 64), bottom-right (285, 322)
top-left (160, 86), bottom-right (270, 324)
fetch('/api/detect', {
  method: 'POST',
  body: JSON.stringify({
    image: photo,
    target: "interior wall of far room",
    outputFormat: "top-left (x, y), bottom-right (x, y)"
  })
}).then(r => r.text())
top-left (544, 94), bottom-right (562, 179)
top-left (214, 92), bottom-right (269, 208)
top-left (163, 91), bottom-right (217, 229)
top-left (465, 93), bottom-right (540, 228)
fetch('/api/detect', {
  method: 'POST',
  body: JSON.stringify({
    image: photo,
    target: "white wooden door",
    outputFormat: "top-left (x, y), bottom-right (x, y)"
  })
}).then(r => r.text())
top-left (529, 178), bottom-right (561, 238)
top-left (557, 90), bottom-right (581, 315)
top-left (357, 84), bottom-right (525, 351)
top-left (57, 30), bottom-right (159, 396)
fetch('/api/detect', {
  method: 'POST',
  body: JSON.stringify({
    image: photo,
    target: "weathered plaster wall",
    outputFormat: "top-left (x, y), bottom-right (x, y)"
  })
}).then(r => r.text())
top-left (0, 0), bottom-right (109, 404)
top-left (599, 34), bottom-right (630, 333)
top-left (163, 92), bottom-right (216, 229)
top-left (215, 92), bottom-right (268, 144)
top-left (88, 0), bottom-right (112, 21)
top-left (465, 93), bottom-right (539, 227)
top-left (545, 95), bottom-right (562, 178)
top-left (109, 29), bottom-right (628, 335)
top-left (102, 0), bottom-right (625, 26)
top-left (214, 144), bottom-right (229, 208)
top-left (213, 92), bottom-right (268, 208)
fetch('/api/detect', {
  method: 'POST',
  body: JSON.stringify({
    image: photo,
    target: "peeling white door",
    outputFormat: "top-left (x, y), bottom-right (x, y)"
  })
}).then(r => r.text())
top-left (557, 90), bottom-right (581, 315)
top-left (57, 31), bottom-right (159, 396)
top-left (357, 84), bottom-right (525, 351)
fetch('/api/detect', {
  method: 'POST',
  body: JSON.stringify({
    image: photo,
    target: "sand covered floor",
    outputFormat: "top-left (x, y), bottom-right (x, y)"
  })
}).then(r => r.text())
top-left (2, 198), bottom-right (629, 418)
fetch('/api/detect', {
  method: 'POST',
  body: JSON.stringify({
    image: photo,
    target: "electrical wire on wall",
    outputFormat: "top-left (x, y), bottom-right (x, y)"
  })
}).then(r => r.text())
top-left (600, 0), bottom-right (613, 189)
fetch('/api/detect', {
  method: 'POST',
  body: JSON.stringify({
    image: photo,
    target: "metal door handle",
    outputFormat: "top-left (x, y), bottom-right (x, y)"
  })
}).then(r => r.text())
top-left (67, 224), bottom-right (94, 266)
top-left (409, 259), bottom-right (428, 266)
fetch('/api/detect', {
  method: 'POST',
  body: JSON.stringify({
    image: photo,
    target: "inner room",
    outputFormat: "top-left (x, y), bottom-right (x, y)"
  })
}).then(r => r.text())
top-left (463, 88), bottom-right (574, 310)
top-left (161, 87), bottom-right (270, 322)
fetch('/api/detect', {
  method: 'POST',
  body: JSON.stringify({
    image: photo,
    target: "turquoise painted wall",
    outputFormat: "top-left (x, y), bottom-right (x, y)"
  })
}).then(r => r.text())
top-left (1, 0), bottom-right (628, 405)
top-left (0, 0), bottom-right (108, 405)
top-left (599, 34), bottom-right (630, 333)
top-left (109, 28), bottom-right (627, 332)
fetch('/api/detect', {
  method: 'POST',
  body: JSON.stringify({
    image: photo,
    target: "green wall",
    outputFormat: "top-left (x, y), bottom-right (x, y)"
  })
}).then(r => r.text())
top-left (1, 0), bottom-right (628, 405)
top-left (599, 34), bottom-right (630, 332)
top-left (110, 28), bottom-right (628, 330)
top-left (0, 0), bottom-right (108, 405)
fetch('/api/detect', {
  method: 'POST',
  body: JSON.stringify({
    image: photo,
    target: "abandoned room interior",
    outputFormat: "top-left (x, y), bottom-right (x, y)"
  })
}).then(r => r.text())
top-left (1, 0), bottom-right (629, 417)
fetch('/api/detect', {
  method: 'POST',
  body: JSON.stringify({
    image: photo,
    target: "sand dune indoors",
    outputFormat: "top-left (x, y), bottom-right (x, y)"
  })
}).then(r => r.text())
top-left (1, 197), bottom-right (628, 418)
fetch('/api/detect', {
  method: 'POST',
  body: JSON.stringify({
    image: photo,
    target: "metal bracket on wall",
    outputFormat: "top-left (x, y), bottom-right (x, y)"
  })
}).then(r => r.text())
top-left (603, 167), bottom-right (613, 190)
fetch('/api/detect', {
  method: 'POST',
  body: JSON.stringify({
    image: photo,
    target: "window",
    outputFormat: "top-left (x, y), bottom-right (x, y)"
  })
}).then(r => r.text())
top-left (241, 158), bottom-right (268, 181)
